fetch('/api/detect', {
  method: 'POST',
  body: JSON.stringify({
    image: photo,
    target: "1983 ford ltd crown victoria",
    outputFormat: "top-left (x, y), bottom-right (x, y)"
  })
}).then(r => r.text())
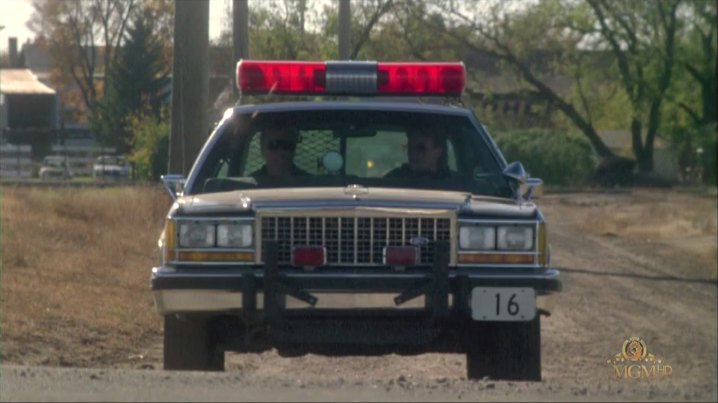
top-left (152, 60), bottom-right (561, 381)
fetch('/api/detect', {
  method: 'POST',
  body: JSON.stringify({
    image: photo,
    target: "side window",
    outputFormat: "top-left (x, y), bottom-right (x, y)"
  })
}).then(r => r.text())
top-left (215, 157), bottom-right (232, 178)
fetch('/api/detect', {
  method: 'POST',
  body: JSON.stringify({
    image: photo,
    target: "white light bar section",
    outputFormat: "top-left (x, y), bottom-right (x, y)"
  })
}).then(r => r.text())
top-left (325, 61), bottom-right (378, 94)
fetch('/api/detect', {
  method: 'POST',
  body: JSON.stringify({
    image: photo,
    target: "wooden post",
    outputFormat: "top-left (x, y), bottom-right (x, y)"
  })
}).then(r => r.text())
top-left (232, 0), bottom-right (249, 102)
top-left (168, 0), bottom-right (210, 175)
top-left (338, 0), bottom-right (351, 60)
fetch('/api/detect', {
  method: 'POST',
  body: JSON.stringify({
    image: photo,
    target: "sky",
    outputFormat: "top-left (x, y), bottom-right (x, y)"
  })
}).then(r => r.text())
top-left (0, 0), bottom-right (230, 54)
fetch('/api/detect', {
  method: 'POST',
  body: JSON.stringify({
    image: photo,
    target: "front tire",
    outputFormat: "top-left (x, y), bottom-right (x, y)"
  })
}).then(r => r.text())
top-left (465, 315), bottom-right (541, 381)
top-left (163, 314), bottom-right (224, 371)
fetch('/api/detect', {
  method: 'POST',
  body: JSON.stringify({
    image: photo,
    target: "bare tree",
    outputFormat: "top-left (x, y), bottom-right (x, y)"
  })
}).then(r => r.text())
top-left (406, 0), bottom-right (683, 175)
top-left (586, 0), bottom-right (680, 173)
top-left (28, 0), bottom-right (137, 114)
top-left (408, 0), bottom-right (616, 160)
top-left (350, 0), bottom-right (395, 59)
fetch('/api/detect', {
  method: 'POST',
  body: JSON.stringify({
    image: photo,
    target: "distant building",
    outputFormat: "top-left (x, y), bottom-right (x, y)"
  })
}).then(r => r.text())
top-left (21, 40), bottom-right (233, 130)
top-left (0, 68), bottom-right (59, 157)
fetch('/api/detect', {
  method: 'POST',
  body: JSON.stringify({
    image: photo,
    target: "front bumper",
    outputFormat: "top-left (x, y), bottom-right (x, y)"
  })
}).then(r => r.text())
top-left (152, 242), bottom-right (561, 315)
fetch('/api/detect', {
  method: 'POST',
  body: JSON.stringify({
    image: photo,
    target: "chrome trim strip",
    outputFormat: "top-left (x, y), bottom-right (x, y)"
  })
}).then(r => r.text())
top-left (154, 289), bottom-right (246, 313)
top-left (153, 290), bottom-right (430, 314)
top-left (457, 219), bottom-right (539, 225)
top-left (176, 247), bottom-right (254, 252)
top-left (252, 200), bottom-right (463, 210)
top-left (174, 217), bottom-right (255, 222)
top-left (169, 261), bottom-right (255, 266)
top-left (457, 251), bottom-right (535, 255)
top-left (455, 263), bottom-right (541, 269)
top-left (353, 217), bottom-right (358, 265)
top-left (153, 267), bottom-right (560, 280)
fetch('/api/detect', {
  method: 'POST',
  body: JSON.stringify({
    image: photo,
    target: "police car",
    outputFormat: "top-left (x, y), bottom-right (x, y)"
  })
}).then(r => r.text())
top-left (152, 60), bottom-right (561, 381)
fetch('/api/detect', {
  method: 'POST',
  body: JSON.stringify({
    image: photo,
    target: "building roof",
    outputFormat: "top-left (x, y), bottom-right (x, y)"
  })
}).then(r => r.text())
top-left (0, 69), bottom-right (56, 95)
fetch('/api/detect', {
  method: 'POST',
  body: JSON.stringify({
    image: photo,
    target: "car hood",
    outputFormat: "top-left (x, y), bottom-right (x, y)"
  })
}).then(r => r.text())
top-left (175, 187), bottom-right (537, 218)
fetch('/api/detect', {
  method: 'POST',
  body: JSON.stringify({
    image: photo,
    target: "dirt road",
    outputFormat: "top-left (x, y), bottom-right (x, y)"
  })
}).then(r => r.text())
top-left (1, 188), bottom-right (716, 401)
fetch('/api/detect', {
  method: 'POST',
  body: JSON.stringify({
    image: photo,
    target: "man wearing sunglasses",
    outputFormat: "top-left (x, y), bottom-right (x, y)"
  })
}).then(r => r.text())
top-left (385, 127), bottom-right (453, 179)
top-left (251, 124), bottom-right (309, 178)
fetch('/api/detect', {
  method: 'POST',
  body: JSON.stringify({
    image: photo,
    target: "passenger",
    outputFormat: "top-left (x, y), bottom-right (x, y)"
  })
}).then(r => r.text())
top-left (251, 124), bottom-right (309, 178)
top-left (384, 127), bottom-right (453, 178)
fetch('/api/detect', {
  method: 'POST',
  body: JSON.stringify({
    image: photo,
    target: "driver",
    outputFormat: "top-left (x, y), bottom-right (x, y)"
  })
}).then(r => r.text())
top-left (384, 126), bottom-right (454, 178)
top-left (251, 123), bottom-right (309, 178)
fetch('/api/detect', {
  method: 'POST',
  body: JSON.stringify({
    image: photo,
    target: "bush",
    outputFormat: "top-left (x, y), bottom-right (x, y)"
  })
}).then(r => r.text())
top-left (492, 129), bottom-right (596, 186)
top-left (128, 110), bottom-right (170, 181)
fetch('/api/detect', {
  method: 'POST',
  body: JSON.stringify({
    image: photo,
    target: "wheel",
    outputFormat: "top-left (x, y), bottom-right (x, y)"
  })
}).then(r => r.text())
top-left (163, 314), bottom-right (224, 371)
top-left (465, 315), bottom-right (541, 381)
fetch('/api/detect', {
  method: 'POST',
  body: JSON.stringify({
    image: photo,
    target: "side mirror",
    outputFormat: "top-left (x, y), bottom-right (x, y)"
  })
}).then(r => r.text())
top-left (161, 174), bottom-right (186, 201)
top-left (502, 162), bottom-right (543, 201)
top-left (522, 177), bottom-right (544, 200)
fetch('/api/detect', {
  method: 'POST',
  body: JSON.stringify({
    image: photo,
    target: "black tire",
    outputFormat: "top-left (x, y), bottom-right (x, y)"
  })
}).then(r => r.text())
top-left (163, 314), bottom-right (224, 371)
top-left (465, 315), bottom-right (541, 381)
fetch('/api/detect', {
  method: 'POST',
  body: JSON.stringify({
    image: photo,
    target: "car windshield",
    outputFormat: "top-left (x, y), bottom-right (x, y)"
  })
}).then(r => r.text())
top-left (189, 109), bottom-right (512, 197)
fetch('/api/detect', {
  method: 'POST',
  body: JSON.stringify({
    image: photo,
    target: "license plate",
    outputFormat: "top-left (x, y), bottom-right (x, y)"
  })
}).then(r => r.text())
top-left (471, 287), bottom-right (536, 321)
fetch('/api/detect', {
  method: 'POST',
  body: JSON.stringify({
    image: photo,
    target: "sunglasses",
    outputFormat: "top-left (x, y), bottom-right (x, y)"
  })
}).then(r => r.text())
top-left (266, 139), bottom-right (297, 151)
top-left (407, 143), bottom-right (431, 154)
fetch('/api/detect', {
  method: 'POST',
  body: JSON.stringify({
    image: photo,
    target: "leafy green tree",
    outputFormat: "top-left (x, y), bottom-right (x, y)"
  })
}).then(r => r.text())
top-left (402, 0), bottom-right (692, 179)
top-left (244, 0), bottom-right (327, 60)
top-left (128, 108), bottom-right (170, 181)
top-left (585, 0), bottom-right (681, 174)
top-left (494, 129), bottom-right (596, 185)
top-left (398, 1), bottom-right (617, 162)
top-left (92, 10), bottom-right (170, 153)
top-left (665, 0), bottom-right (716, 184)
top-left (674, 0), bottom-right (717, 127)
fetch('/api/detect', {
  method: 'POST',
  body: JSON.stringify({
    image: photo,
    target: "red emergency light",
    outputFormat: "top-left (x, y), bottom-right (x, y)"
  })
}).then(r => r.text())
top-left (383, 246), bottom-right (420, 266)
top-left (292, 246), bottom-right (327, 267)
top-left (237, 60), bottom-right (465, 96)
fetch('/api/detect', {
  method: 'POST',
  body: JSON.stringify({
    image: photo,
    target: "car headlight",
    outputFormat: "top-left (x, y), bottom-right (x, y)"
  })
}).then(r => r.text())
top-left (217, 223), bottom-right (253, 247)
top-left (179, 222), bottom-right (215, 247)
top-left (459, 225), bottom-right (496, 250)
top-left (497, 225), bottom-right (534, 250)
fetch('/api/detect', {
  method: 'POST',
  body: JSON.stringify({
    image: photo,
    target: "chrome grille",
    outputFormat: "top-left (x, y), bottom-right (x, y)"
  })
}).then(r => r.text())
top-left (261, 215), bottom-right (451, 265)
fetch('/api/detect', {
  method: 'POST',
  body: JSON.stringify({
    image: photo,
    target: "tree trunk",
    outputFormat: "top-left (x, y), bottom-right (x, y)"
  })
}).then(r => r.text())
top-left (631, 119), bottom-right (653, 174)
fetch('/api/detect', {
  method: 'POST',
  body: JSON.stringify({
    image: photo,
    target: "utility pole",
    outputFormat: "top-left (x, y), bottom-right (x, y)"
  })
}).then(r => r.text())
top-left (168, 0), bottom-right (210, 175)
top-left (0, 25), bottom-right (5, 144)
top-left (232, 0), bottom-right (249, 102)
top-left (338, 0), bottom-right (351, 60)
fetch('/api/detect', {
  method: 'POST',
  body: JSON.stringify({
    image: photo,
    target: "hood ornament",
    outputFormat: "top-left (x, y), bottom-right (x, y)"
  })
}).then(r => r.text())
top-left (238, 194), bottom-right (252, 209)
top-left (344, 184), bottom-right (369, 200)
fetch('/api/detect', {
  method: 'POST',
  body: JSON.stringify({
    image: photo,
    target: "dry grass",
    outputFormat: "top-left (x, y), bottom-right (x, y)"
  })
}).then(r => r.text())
top-left (546, 188), bottom-right (718, 277)
top-left (582, 193), bottom-right (716, 239)
top-left (1, 185), bottom-right (171, 367)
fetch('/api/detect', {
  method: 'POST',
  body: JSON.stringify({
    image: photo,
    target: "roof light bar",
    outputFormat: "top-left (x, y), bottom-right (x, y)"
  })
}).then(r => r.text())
top-left (236, 60), bottom-right (465, 96)
top-left (237, 60), bottom-right (326, 94)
